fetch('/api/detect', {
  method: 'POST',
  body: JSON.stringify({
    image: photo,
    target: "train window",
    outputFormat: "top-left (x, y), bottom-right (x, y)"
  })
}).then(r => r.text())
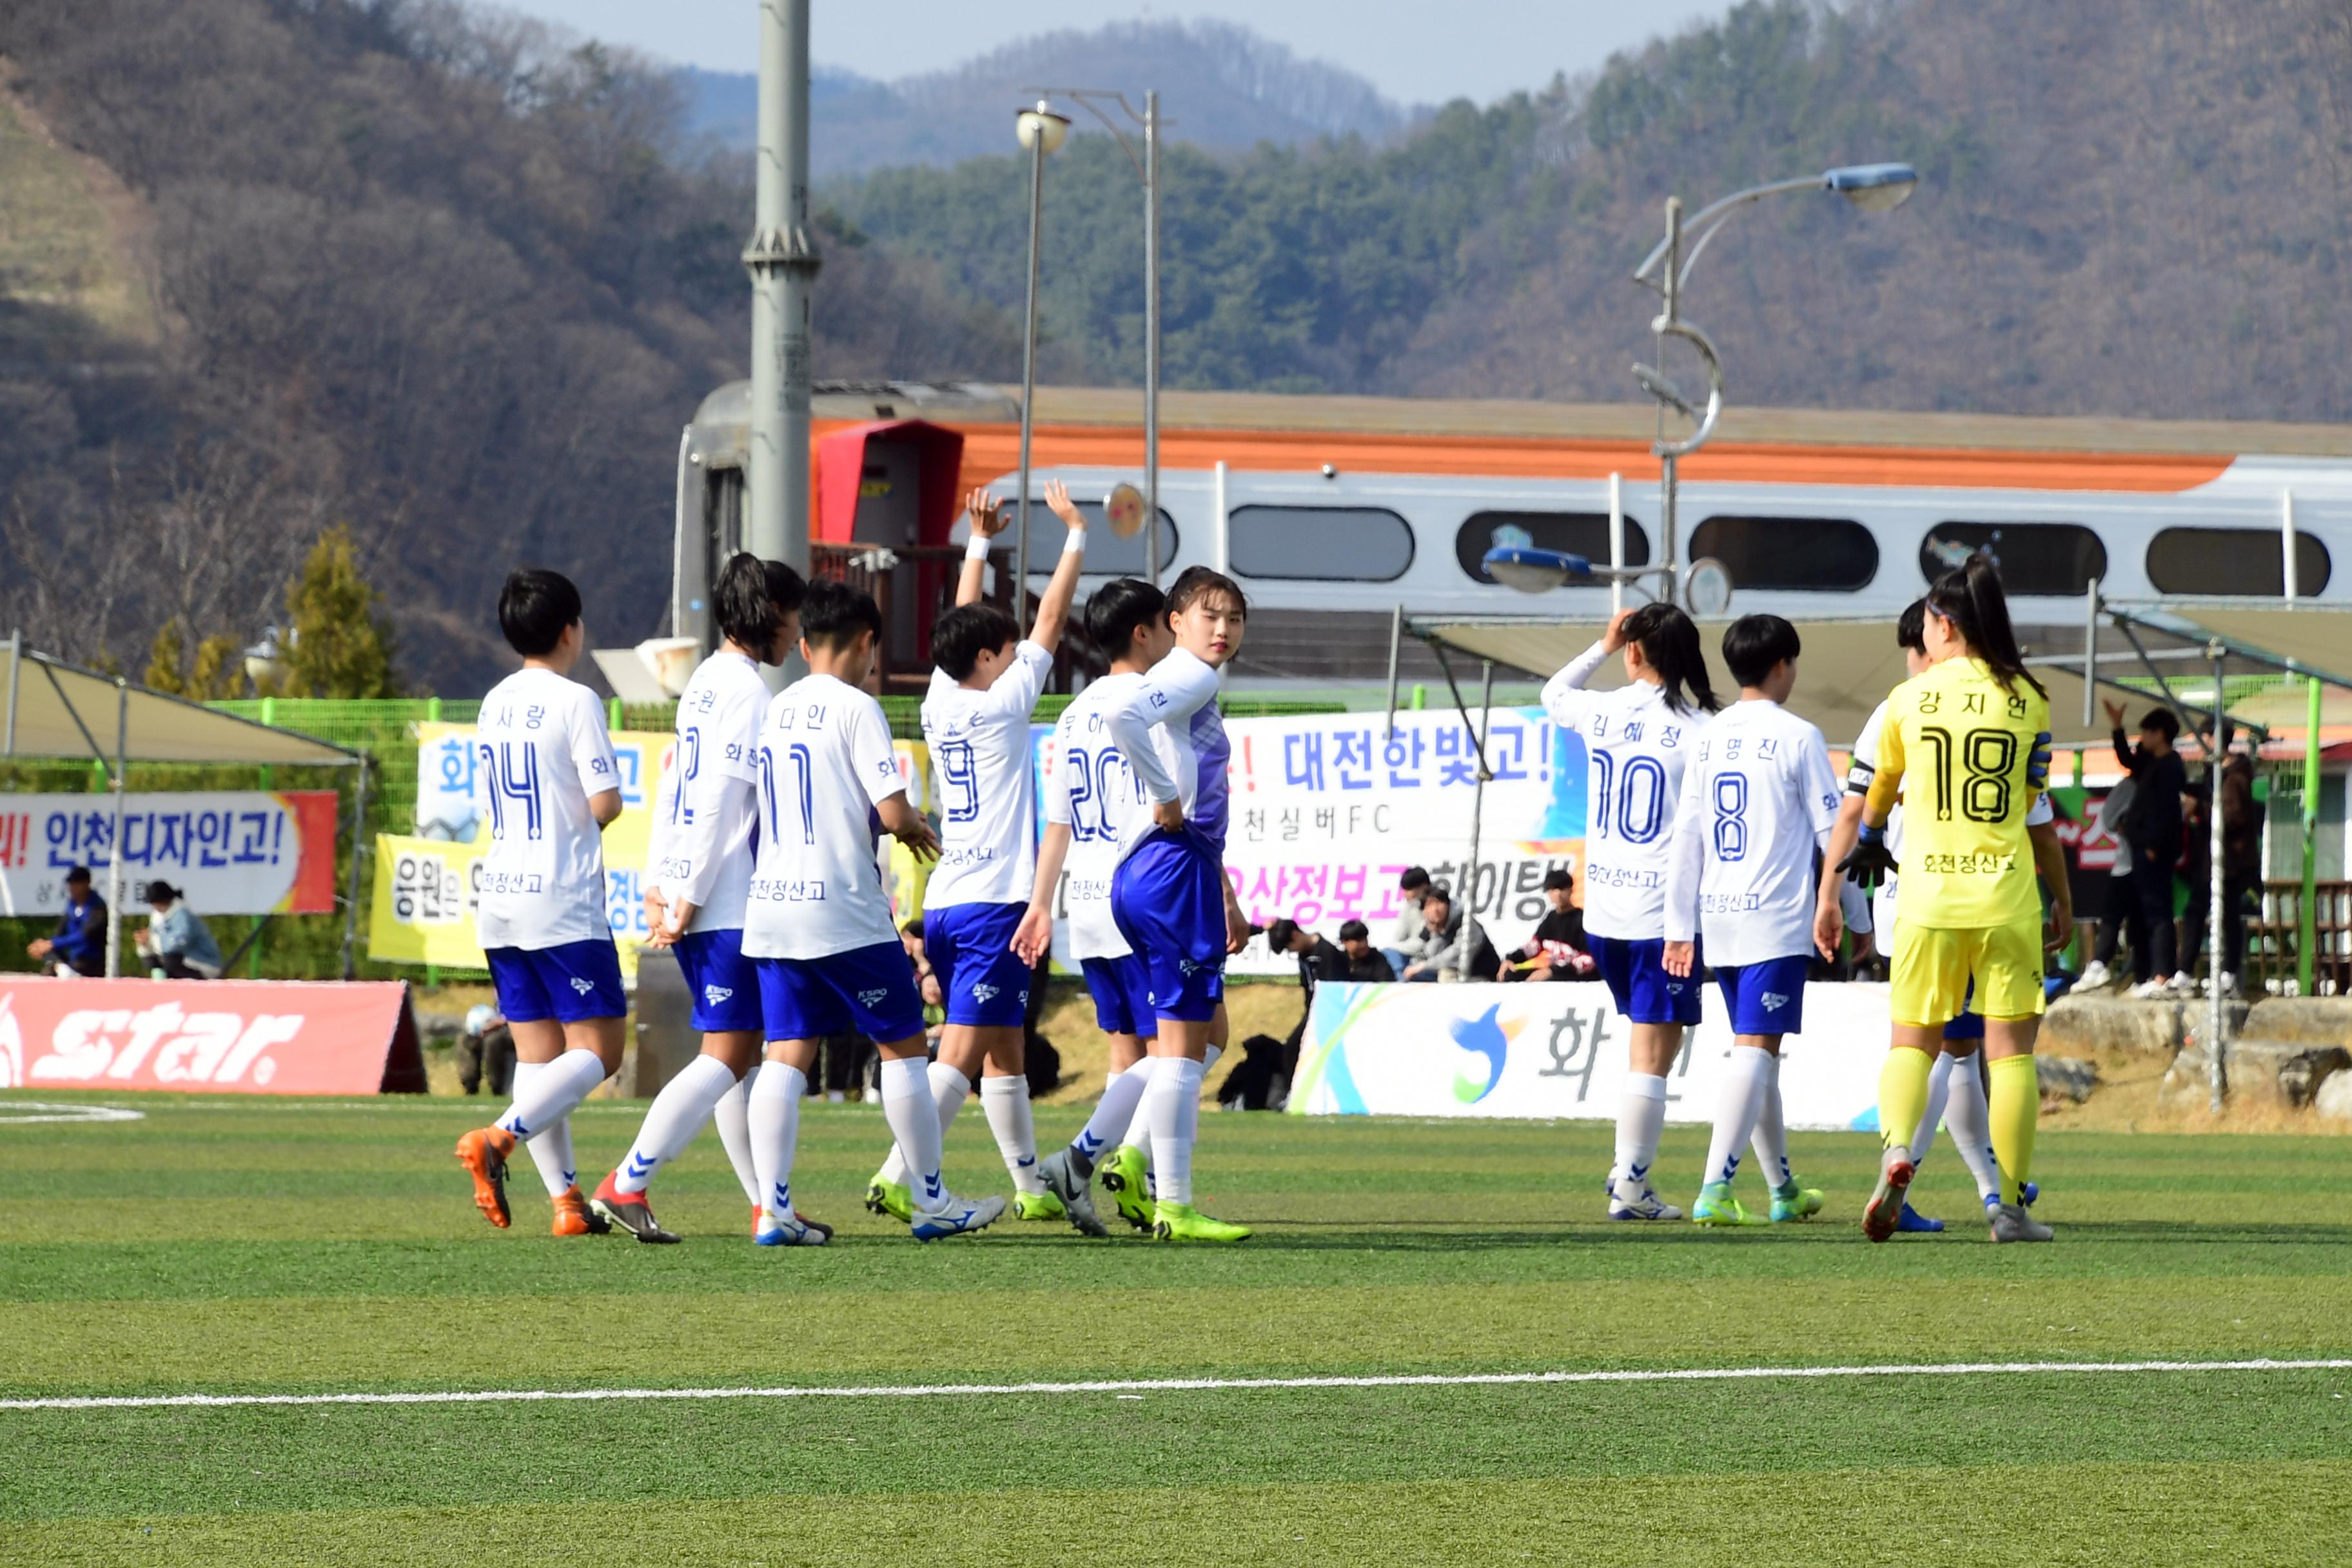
top-left (1015, 499), bottom-right (1178, 576)
top-left (2146, 528), bottom-right (2333, 596)
top-left (1919, 522), bottom-right (2107, 596)
top-left (1688, 516), bottom-right (1878, 592)
top-left (1455, 511), bottom-right (1652, 583)
top-left (1228, 505), bottom-right (1415, 581)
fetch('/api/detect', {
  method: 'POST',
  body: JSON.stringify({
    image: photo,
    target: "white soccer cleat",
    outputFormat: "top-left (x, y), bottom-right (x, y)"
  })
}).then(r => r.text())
top-left (1988, 1202), bottom-right (2053, 1243)
top-left (910, 1193), bottom-right (1006, 1241)
top-left (1607, 1182), bottom-right (1685, 1222)
top-left (2073, 959), bottom-right (2112, 991)
top-left (2126, 979), bottom-right (2172, 1000)
top-left (753, 1208), bottom-right (828, 1248)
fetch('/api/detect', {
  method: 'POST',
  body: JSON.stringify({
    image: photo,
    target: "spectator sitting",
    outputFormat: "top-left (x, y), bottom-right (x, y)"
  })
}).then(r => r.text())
top-left (1337, 919), bottom-right (1395, 983)
top-left (1400, 885), bottom-right (1500, 981)
top-left (1500, 869), bottom-right (1596, 981)
top-left (135, 881), bottom-right (224, 979)
top-left (27, 865), bottom-right (106, 977)
top-left (457, 1003), bottom-right (516, 1097)
top-left (1379, 866), bottom-right (1435, 975)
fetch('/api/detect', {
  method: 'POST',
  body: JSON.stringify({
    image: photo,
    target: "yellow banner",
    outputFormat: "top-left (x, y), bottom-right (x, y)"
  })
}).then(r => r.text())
top-left (369, 834), bottom-right (644, 981)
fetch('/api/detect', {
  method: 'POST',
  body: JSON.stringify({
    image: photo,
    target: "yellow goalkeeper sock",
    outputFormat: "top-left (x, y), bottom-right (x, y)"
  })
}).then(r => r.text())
top-left (1877, 1046), bottom-right (1935, 1164)
top-left (1987, 1054), bottom-right (2039, 1207)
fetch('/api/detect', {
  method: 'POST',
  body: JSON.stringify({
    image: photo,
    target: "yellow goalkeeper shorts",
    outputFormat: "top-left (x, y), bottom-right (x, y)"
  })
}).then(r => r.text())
top-left (1889, 913), bottom-right (2046, 1026)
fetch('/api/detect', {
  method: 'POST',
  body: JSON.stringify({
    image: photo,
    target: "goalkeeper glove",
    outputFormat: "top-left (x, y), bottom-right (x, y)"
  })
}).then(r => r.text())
top-left (1839, 824), bottom-right (1897, 894)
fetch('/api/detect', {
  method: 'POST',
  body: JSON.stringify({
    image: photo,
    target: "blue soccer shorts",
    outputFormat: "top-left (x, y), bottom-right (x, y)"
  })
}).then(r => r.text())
top-left (1713, 953), bottom-right (1810, 1037)
top-left (1110, 827), bottom-right (1226, 1024)
top-left (672, 926), bottom-right (763, 1034)
top-left (1591, 935), bottom-right (1703, 1027)
top-left (754, 941), bottom-right (926, 1045)
top-left (1080, 952), bottom-right (1159, 1039)
top-left (923, 901), bottom-right (1034, 1028)
top-left (486, 938), bottom-right (626, 1024)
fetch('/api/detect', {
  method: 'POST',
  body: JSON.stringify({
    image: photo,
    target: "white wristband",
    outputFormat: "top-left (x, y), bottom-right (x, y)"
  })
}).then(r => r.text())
top-left (965, 533), bottom-right (992, 562)
top-left (1061, 528), bottom-right (1088, 556)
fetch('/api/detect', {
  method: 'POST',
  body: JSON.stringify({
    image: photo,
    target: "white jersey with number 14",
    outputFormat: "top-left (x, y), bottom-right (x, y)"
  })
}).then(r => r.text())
top-left (473, 667), bottom-right (620, 952)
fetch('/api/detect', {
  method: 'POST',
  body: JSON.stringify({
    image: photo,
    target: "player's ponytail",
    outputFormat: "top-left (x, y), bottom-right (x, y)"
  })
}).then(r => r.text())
top-left (1926, 551), bottom-right (2045, 700)
top-left (1625, 602), bottom-right (1720, 716)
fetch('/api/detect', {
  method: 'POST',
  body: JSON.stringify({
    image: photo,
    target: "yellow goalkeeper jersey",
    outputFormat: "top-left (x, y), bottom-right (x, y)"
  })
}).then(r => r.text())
top-left (1863, 656), bottom-right (2051, 930)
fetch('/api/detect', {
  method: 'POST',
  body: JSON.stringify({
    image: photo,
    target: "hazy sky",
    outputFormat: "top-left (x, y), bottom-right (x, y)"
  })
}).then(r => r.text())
top-left (485, 1), bottom-right (1730, 105)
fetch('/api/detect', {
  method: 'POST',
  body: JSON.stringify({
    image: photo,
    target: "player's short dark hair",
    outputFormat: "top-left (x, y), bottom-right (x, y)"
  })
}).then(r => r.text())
top-left (1897, 598), bottom-right (1928, 653)
top-left (1543, 868), bottom-right (1573, 892)
top-left (714, 553), bottom-right (795, 651)
top-left (1338, 919), bottom-right (1369, 943)
top-left (1083, 578), bottom-right (1166, 661)
top-left (799, 579), bottom-right (883, 653)
top-left (1400, 866), bottom-right (1431, 893)
top-left (1266, 917), bottom-right (1301, 952)
top-left (2140, 707), bottom-right (2180, 740)
top-left (64, 865), bottom-right (90, 885)
top-left (931, 602), bottom-right (1021, 681)
top-left (1166, 565), bottom-right (1247, 622)
top-left (1722, 614), bottom-right (1801, 689)
top-left (1423, 883), bottom-right (1453, 908)
top-left (498, 569), bottom-right (582, 657)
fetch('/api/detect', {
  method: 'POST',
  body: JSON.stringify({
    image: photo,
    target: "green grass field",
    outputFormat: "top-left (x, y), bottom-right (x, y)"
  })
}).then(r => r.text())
top-left (4, 1093), bottom-right (2349, 1566)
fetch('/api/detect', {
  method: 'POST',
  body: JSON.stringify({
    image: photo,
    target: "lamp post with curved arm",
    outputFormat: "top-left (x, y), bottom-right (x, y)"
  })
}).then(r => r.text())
top-left (1632, 162), bottom-right (1919, 609)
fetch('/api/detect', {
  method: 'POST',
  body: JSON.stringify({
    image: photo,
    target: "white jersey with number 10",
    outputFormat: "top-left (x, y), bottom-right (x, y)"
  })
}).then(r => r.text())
top-left (1540, 640), bottom-right (1709, 941)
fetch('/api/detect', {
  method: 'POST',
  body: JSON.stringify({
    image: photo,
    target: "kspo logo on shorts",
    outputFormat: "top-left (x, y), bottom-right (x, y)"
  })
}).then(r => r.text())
top-left (856, 988), bottom-right (890, 1010)
top-left (703, 985), bottom-right (734, 1006)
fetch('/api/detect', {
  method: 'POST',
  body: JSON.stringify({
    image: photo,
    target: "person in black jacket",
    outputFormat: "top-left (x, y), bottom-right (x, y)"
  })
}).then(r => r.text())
top-left (1336, 919), bottom-right (1396, 983)
top-left (1500, 869), bottom-right (1597, 981)
top-left (27, 865), bottom-right (106, 977)
top-left (2106, 702), bottom-right (2190, 994)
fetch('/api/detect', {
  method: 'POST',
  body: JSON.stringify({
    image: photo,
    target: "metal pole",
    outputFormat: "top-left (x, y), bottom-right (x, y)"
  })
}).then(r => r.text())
top-left (1144, 90), bottom-right (1162, 588)
top-left (1383, 603), bottom-right (1403, 741)
top-left (2300, 675), bottom-right (2321, 996)
top-left (106, 679), bottom-right (127, 979)
top-left (1460, 660), bottom-right (1494, 981)
top-left (1658, 198), bottom-right (1681, 592)
top-left (2208, 645), bottom-right (2228, 1112)
top-left (1015, 119), bottom-right (1047, 608)
top-left (1212, 460), bottom-right (1230, 574)
top-left (1608, 474), bottom-right (1625, 614)
top-left (746, 0), bottom-right (818, 685)
top-left (340, 758), bottom-right (369, 981)
top-left (2082, 579), bottom-right (2100, 729)
top-left (2282, 489), bottom-right (2298, 602)
top-left (4, 629), bottom-right (19, 756)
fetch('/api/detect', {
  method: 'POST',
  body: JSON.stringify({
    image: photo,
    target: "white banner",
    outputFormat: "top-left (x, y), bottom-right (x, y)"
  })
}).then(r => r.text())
top-left (0, 791), bottom-right (338, 917)
top-left (1289, 980), bottom-right (1892, 1132)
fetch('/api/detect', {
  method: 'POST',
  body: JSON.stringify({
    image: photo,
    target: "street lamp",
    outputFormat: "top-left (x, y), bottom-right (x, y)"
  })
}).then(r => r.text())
top-left (1024, 84), bottom-right (1168, 585)
top-left (1631, 162), bottom-right (1919, 610)
top-left (1011, 100), bottom-right (1071, 602)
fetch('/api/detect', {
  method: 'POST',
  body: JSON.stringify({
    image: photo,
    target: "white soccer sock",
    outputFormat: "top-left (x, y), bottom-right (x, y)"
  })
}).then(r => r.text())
top-left (748, 1061), bottom-right (807, 1220)
top-left (1117, 1057), bottom-right (1159, 1154)
top-left (1749, 1054), bottom-right (1792, 1191)
top-left (878, 1055), bottom-right (948, 1212)
top-left (1202, 1042), bottom-right (1224, 1075)
top-left (712, 1073), bottom-right (761, 1205)
top-left (1702, 1046), bottom-right (1775, 1188)
top-left (878, 1062), bottom-right (970, 1187)
top-left (1908, 1049), bottom-right (1957, 1171)
top-left (1611, 1073), bottom-right (1670, 1195)
top-left (1145, 1055), bottom-right (1206, 1206)
top-left (496, 1048), bottom-right (607, 1142)
top-left (1074, 1065), bottom-right (1149, 1170)
top-left (981, 1075), bottom-right (1044, 1194)
top-left (612, 1055), bottom-right (739, 1196)
top-left (505, 1059), bottom-right (581, 1197)
top-left (1942, 1052), bottom-right (2003, 1201)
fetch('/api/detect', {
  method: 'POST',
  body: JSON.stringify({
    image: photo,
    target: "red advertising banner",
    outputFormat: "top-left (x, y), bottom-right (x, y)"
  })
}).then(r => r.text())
top-left (0, 977), bottom-right (424, 1094)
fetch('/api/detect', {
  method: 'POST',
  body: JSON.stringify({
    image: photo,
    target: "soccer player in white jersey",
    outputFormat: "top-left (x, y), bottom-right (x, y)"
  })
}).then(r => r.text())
top-left (862, 481), bottom-right (1090, 1224)
top-left (1814, 600), bottom-right (2063, 1231)
top-left (583, 554), bottom-right (811, 1243)
top-left (1663, 614), bottom-right (1843, 1228)
top-left (1103, 566), bottom-right (1255, 1244)
top-left (1017, 576), bottom-right (1179, 1236)
top-left (454, 571), bottom-right (627, 1238)
top-left (1540, 603), bottom-right (1720, 1222)
top-left (743, 578), bottom-right (1001, 1242)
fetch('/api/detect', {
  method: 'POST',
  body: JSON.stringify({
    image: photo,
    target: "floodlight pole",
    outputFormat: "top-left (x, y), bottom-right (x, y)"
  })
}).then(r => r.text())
top-left (1459, 660), bottom-right (1495, 982)
top-left (746, 0), bottom-right (819, 688)
top-left (2206, 642), bottom-right (2228, 1112)
top-left (106, 678), bottom-right (127, 979)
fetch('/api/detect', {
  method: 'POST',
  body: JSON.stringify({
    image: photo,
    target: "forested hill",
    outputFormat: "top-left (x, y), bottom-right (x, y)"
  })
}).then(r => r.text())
top-left (835, 0), bottom-right (2352, 423)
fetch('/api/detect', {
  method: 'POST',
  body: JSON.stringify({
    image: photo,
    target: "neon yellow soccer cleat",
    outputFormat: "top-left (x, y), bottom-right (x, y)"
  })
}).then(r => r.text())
top-left (1769, 1180), bottom-right (1825, 1223)
top-left (1100, 1144), bottom-right (1154, 1233)
top-left (1691, 1182), bottom-right (1770, 1226)
top-left (1014, 1189), bottom-right (1068, 1221)
top-left (1152, 1202), bottom-right (1251, 1243)
top-left (863, 1174), bottom-right (912, 1225)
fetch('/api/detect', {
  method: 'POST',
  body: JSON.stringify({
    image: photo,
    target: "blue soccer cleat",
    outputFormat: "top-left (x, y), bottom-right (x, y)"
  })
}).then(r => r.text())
top-left (1896, 1201), bottom-right (1944, 1233)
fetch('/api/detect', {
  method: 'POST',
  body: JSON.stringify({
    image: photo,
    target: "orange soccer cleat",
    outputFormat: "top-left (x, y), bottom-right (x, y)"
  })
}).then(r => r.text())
top-left (455, 1126), bottom-right (518, 1228)
top-left (551, 1184), bottom-right (611, 1237)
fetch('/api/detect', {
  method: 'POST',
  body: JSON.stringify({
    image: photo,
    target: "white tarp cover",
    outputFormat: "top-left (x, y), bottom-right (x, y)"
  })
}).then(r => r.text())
top-left (2107, 603), bottom-right (2352, 690)
top-left (1, 648), bottom-right (355, 767)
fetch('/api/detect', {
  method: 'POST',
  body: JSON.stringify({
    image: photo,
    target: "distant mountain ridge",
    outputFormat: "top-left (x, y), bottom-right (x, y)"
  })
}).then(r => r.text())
top-left (683, 19), bottom-right (1413, 175)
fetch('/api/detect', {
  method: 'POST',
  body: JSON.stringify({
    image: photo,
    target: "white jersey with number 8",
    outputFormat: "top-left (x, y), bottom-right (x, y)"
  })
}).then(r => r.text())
top-left (1663, 698), bottom-right (1843, 969)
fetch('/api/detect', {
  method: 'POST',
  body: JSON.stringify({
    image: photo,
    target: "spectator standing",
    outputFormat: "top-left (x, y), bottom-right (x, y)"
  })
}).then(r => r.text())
top-left (1337, 919), bottom-right (1396, 983)
top-left (1380, 867), bottom-right (1433, 975)
top-left (2075, 777), bottom-right (2139, 990)
top-left (2106, 702), bottom-right (2190, 997)
top-left (1500, 869), bottom-right (1596, 981)
top-left (27, 865), bottom-right (106, 977)
top-left (458, 1004), bottom-right (517, 1097)
top-left (135, 881), bottom-right (224, 979)
top-left (2179, 749), bottom-right (2262, 996)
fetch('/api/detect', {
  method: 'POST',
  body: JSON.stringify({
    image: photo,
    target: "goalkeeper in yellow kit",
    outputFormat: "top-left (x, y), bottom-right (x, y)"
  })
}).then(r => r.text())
top-left (1839, 554), bottom-right (2059, 1244)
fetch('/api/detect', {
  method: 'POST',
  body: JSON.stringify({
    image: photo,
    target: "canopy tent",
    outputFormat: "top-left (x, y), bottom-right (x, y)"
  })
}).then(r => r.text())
top-left (3, 636), bottom-right (364, 979)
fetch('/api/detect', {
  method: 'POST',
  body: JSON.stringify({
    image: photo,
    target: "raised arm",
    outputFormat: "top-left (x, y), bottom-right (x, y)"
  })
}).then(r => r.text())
top-left (957, 487), bottom-right (1009, 608)
top-left (1028, 480), bottom-right (1090, 655)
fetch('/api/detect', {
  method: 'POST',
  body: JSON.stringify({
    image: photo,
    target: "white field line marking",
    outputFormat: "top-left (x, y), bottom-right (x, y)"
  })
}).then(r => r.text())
top-left (0, 1101), bottom-right (144, 1124)
top-left (5, 1358), bottom-right (2347, 1414)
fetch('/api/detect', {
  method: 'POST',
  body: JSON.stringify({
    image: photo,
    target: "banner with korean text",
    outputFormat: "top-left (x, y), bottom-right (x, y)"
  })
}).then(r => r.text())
top-left (0, 976), bottom-right (424, 1094)
top-left (0, 792), bottom-right (339, 917)
top-left (1289, 980), bottom-right (1892, 1131)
